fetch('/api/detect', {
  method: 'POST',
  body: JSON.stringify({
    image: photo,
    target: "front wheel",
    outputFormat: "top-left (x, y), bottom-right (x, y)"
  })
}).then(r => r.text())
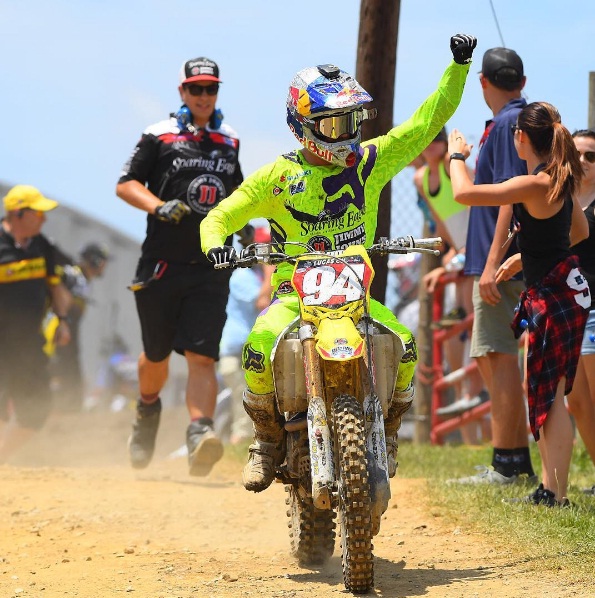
top-left (332, 394), bottom-right (374, 594)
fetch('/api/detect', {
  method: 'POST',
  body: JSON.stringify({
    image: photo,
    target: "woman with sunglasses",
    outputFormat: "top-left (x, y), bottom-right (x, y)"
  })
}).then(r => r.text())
top-left (116, 56), bottom-right (244, 478)
top-left (448, 102), bottom-right (590, 507)
top-left (566, 129), bottom-right (595, 496)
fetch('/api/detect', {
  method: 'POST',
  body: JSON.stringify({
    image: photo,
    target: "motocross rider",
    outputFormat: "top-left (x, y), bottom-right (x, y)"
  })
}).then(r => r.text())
top-left (201, 34), bottom-right (477, 492)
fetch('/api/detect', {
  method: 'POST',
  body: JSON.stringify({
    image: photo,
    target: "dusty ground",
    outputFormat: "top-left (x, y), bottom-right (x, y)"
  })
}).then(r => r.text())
top-left (0, 406), bottom-right (591, 598)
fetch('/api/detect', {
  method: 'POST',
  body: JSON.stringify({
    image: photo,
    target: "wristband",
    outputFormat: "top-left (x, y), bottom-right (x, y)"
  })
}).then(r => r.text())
top-left (449, 152), bottom-right (466, 162)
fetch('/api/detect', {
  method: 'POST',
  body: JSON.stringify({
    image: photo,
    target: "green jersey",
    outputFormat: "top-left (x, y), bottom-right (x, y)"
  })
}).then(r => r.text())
top-left (201, 60), bottom-right (470, 289)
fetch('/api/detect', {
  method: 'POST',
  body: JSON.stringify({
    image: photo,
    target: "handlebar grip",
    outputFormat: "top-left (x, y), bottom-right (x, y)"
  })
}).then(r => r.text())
top-left (411, 237), bottom-right (443, 250)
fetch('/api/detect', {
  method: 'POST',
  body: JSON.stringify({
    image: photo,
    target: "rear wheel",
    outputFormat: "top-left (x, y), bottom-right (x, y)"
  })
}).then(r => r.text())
top-left (286, 484), bottom-right (336, 565)
top-left (332, 394), bottom-right (374, 594)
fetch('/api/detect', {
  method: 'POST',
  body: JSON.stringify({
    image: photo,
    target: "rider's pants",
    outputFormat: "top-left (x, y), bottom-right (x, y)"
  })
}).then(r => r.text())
top-left (241, 294), bottom-right (417, 396)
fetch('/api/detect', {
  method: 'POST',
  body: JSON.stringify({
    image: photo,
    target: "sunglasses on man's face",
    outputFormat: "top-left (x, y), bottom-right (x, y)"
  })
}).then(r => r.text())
top-left (20, 208), bottom-right (44, 218)
top-left (579, 150), bottom-right (595, 164)
top-left (184, 83), bottom-right (219, 96)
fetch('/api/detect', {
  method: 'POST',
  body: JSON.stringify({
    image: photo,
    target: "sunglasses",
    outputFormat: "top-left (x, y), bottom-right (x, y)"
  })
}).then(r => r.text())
top-left (579, 151), bottom-right (595, 164)
top-left (510, 124), bottom-right (520, 134)
top-left (184, 83), bottom-right (219, 96)
top-left (19, 208), bottom-right (44, 218)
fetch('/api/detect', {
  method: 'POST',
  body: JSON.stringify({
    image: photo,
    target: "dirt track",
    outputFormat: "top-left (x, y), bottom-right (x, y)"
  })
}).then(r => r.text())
top-left (0, 406), bottom-right (590, 597)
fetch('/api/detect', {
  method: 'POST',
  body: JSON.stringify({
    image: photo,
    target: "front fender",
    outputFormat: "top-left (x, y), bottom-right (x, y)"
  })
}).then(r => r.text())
top-left (315, 317), bottom-right (363, 361)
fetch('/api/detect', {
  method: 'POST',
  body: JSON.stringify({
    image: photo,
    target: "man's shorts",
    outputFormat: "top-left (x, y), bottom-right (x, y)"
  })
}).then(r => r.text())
top-left (581, 309), bottom-right (595, 355)
top-left (134, 260), bottom-right (231, 362)
top-left (470, 277), bottom-right (525, 357)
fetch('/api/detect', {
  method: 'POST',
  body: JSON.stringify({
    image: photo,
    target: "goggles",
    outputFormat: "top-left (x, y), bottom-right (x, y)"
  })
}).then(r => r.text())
top-left (309, 108), bottom-right (377, 140)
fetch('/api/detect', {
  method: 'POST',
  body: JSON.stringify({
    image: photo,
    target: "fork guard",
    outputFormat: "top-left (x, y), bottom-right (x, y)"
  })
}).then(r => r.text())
top-left (307, 395), bottom-right (334, 510)
top-left (364, 393), bottom-right (391, 531)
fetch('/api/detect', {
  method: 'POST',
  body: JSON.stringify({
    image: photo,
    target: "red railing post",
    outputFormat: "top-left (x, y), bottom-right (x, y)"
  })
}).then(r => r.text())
top-left (428, 272), bottom-right (490, 444)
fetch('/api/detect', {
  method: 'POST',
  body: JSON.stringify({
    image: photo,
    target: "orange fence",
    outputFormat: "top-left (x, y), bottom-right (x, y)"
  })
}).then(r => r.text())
top-left (428, 272), bottom-right (491, 444)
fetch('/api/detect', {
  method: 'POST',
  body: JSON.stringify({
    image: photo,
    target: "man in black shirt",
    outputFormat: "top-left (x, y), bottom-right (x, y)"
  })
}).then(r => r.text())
top-left (0, 185), bottom-right (71, 462)
top-left (117, 56), bottom-right (244, 476)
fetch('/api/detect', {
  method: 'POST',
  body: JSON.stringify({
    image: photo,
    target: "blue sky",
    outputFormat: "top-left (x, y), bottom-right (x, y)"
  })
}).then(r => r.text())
top-left (1, 0), bottom-right (593, 242)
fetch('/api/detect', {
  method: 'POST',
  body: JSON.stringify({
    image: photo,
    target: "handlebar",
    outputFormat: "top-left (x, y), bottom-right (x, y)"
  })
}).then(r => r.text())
top-left (369, 236), bottom-right (443, 254)
top-left (212, 236), bottom-right (443, 269)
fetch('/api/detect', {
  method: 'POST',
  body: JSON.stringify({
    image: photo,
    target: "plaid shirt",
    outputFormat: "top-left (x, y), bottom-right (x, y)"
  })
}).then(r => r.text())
top-left (511, 255), bottom-right (590, 440)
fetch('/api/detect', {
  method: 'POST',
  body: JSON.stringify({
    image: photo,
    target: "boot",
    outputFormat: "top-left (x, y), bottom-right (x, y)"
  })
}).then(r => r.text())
top-left (186, 418), bottom-right (224, 477)
top-left (242, 390), bottom-right (284, 492)
top-left (128, 398), bottom-right (161, 469)
top-left (243, 441), bottom-right (283, 492)
top-left (384, 385), bottom-right (414, 477)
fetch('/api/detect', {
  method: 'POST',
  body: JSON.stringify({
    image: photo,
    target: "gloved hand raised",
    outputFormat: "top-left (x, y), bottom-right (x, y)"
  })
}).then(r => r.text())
top-left (450, 34), bottom-right (477, 65)
top-left (154, 199), bottom-right (191, 224)
top-left (207, 246), bottom-right (237, 268)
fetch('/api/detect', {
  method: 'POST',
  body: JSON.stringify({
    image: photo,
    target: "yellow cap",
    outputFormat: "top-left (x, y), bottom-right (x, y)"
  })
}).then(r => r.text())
top-left (3, 185), bottom-right (58, 212)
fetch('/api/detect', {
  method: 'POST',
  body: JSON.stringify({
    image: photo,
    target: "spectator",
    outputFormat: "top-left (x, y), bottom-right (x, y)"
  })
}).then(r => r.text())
top-left (413, 128), bottom-right (486, 429)
top-left (201, 35), bottom-right (477, 492)
top-left (566, 129), bottom-right (595, 495)
top-left (450, 48), bottom-right (536, 484)
top-left (116, 56), bottom-right (244, 476)
top-left (388, 252), bottom-right (421, 335)
top-left (0, 185), bottom-right (71, 462)
top-left (448, 101), bottom-right (589, 506)
top-left (50, 242), bottom-right (109, 413)
top-left (218, 226), bottom-right (274, 445)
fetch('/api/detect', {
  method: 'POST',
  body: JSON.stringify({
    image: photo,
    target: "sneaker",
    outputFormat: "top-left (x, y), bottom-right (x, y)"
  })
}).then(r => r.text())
top-left (435, 394), bottom-right (483, 418)
top-left (447, 465), bottom-right (538, 485)
top-left (503, 484), bottom-right (571, 508)
top-left (128, 398), bottom-right (162, 469)
top-left (187, 420), bottom-right (224, 477)
top-left (242, 441), bottom-right (280, 493)
top-left (432, 306), bottom-right (467, 329)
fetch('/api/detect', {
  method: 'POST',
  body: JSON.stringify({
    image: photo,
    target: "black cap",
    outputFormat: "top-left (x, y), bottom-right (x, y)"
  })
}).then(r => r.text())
top-left (179, 57), bottom-right (221, 85)
top-left (432, 127), bottom-right (448, 144)
top-left (80, 243), bottom-right (109, 266)
top-left (481, 48), bottom-right (524, 90)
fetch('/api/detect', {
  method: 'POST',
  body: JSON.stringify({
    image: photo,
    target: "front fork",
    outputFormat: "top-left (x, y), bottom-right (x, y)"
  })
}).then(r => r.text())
top-left (300, 320), bottom-right (391, 518)
top-left (364, 393), bottom-right (391, 525)
top-left (300, 323), bottom-right (334, 510)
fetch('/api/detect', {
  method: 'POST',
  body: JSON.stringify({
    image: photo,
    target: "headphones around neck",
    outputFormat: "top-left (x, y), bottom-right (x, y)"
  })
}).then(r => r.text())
top-left (172, 105), bottom-right (224, 133)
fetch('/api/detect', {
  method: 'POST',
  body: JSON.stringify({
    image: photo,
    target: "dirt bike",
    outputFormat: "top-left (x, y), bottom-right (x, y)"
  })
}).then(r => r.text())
top-left (218, 235), bottom-right (441, 594)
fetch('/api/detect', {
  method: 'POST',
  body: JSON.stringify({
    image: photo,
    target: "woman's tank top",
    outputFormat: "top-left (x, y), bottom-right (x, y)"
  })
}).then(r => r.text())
top-left (422, 161), bottom-right (469, 249)
top-left (571, 198), bottom-right (595, 309)
top-left (513, 166), bottom-right (572, 287)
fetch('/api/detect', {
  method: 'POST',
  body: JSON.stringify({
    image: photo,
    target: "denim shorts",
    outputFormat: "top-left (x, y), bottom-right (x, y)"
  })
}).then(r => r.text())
top-left (581, 309), bottom-right (595, 355)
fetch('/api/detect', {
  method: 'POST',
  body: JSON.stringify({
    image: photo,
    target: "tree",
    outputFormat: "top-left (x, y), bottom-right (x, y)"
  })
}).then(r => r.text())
top-left (355, 0), bottom-right (401, 302)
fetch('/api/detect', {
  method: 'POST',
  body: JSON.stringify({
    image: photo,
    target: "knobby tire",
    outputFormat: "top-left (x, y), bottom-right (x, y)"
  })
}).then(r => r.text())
top-left (332, 394), bottom-right (374, 594)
